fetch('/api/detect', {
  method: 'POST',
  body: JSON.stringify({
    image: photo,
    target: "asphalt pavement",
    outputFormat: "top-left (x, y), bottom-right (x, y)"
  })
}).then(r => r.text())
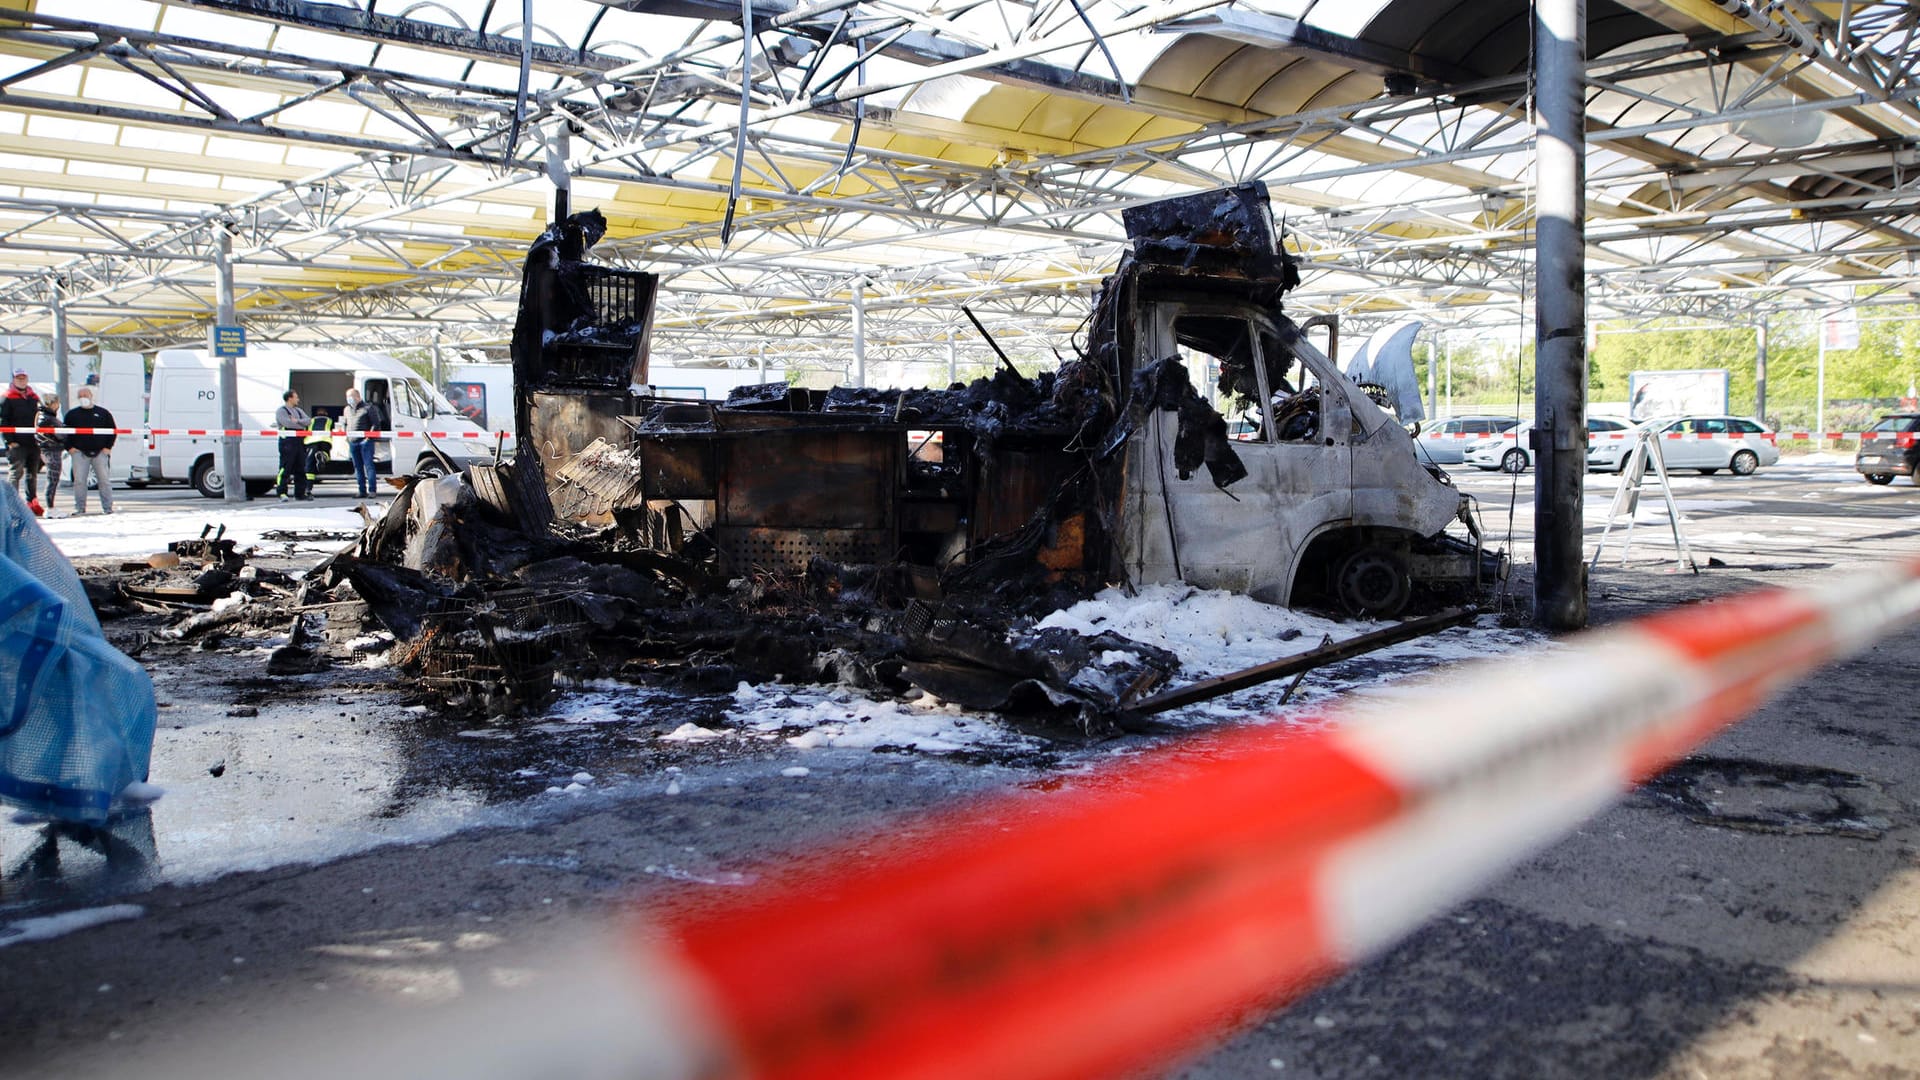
top-left (2, 459), bottom-right (1918, 1079)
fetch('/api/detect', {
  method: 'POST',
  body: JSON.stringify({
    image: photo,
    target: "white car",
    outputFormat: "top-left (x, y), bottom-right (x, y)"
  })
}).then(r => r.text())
top-left (1413, 415), bottom-right (1519, 465)
top-left (1464, 416), bottom-right (1630, 473)
top-left (1590, 415), bottom-right (1779, 475)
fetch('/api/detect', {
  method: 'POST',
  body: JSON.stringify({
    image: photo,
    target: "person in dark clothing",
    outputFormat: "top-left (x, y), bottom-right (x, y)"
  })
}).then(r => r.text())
top-left (341, 387), bottom-right (383, 498)
top-left (63, 387), bottom-right (116, 515)
top-left (3, 368), bottom-right (45, 516)
top-left (34, 393), bottom-right (62, 512)
top-left (274, 389), bottom-right (312, 501)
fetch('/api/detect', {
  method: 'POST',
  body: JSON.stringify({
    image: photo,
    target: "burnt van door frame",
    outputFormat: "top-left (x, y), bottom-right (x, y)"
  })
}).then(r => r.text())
top-left (1139, 300), bottom-right (1355, 602)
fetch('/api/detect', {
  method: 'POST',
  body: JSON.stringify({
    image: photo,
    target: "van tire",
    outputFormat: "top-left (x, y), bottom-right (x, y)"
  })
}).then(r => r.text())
top-left (191, 457), bottom-right (224, 499)
top-left (414, 448), bottom-right (457, 478)
top-left (1335, 547), bottom-right (1412, 619)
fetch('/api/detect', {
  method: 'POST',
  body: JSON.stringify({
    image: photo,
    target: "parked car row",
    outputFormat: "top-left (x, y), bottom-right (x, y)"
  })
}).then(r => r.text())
top-left (1424, 413), bottom-right (1780, 476)
top-left (1425, 410), bottom-right (1920, 484)
top-left (1460, 417), bottom-right (1633, 473)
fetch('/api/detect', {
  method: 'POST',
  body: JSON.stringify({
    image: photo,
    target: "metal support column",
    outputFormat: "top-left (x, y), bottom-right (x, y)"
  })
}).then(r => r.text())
top-left (1817, 313), bottom-right (1828, 437)
top-left (1755, 318), bottom-right (1768, 421)
top-left (1427, 328), bottom-right (1438, 419)
top-left (547, 123), bottom-right (571, 223)
top-left (947, 335), bottom-right (958, 385)
top-left (1533, 0), bottom-right (1588, 631)
top-left (432, 332), bottom-right (444, 390)
top-left (852, 279), bottom-right (867, 389)
top-left (215, 228), bottom-right (245, 503)
top-left (49, 280), bottom-right (68, 412)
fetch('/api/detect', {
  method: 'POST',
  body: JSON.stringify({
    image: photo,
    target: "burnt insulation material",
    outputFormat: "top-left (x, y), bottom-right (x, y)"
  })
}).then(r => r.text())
top-left (1101, 356), bottom-right (1247, 489)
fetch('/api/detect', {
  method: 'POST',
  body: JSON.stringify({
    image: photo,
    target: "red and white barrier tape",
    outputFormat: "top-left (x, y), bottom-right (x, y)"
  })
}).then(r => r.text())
top-left (0, 426), bottom-right (514, 440)
top-left (1424, 430), bottom-right (1917, 445)
top-left (150, 557), bottom-right (1920, 1080)
top-left (626, 556), bottom-right (1920, 1080)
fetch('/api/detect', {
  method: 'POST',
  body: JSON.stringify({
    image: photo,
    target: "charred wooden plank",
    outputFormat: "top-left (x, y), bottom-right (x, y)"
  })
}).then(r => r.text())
top-left (1127, 606), bottom-right (1475, 716)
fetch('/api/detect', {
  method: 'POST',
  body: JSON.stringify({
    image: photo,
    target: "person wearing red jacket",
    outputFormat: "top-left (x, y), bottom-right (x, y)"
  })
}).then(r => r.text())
top-left (2, 367), bottom-right (45, 516)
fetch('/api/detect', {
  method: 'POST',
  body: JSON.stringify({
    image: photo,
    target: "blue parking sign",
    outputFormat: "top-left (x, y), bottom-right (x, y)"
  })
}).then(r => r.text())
top-left (212, 325), bottom-right (246, 357)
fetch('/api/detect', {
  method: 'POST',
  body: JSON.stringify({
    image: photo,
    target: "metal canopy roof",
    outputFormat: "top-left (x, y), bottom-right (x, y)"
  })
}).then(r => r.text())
top-left (0, 0), bottom-right (1917, 378)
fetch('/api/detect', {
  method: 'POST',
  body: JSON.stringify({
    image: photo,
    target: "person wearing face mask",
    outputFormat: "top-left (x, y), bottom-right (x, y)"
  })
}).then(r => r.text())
top-left (63, 386), bottom-right (117, 515)
top-left (341, 386), bottom-right (384, 498)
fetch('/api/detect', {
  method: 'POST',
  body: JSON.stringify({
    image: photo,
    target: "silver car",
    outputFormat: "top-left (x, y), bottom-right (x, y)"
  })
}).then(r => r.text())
top-left (1465, 416), bottom-right (1629, 473)
top-left (1636, 415), bottom-right (1779, 475)
top-left (1414, 415), bottom-right (1519, 465)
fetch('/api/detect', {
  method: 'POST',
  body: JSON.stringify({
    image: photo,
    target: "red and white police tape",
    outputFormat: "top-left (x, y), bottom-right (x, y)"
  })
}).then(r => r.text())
top-left (159, 555), bottom-right (1920, 1080)
top-left (1423, 430), bottom-right (1917, 444)
top-left (0, 426), bottom-right (513, 440)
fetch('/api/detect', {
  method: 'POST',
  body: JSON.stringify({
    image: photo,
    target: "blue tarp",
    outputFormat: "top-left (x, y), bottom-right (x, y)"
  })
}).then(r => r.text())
top-left (0, 483), bottom-right (156, 823)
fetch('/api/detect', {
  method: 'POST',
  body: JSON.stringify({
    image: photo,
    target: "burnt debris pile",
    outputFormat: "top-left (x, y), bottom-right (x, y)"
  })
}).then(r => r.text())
top-left (87, 182), bottom-right (1506, 735)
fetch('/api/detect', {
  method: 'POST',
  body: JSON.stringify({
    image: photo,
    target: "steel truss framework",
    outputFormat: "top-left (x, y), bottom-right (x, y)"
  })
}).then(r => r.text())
top-left (0, 0), bottom-right (1915, 377)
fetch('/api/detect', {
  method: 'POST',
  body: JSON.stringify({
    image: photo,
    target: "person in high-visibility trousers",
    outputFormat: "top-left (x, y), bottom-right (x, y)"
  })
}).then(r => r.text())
top-left (274, 389), bottom-right (312, 501)
top-left (303, 415), bottom-right (333, 490)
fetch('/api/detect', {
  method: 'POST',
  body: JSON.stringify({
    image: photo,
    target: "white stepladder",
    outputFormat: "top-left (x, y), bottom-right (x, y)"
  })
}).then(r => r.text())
top-left (1589, 426), bottom-right (1699, 573)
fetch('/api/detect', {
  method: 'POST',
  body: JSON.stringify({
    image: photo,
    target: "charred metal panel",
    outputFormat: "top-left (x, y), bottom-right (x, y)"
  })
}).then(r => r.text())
top-left (635, 438), bottom-right (717, 502)
top-left (718, 429), bottom-right (897, 531)
top-left (1120, 182), bottom-right (1297, 284)
top-left (713, 527), bottom-right (895, 572)
top-left (972, 449), bottom-right (1067, 540)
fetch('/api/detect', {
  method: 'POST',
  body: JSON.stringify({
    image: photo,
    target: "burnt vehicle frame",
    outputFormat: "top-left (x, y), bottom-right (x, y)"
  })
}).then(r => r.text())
top-left (515, 184), bottom-right (1498, 620)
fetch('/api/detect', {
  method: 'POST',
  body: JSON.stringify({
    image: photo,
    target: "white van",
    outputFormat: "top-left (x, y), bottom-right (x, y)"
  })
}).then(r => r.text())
top-left (440, 362), bottom-right (515, 455)
top-left (148, 347), bottom-right (500, 498)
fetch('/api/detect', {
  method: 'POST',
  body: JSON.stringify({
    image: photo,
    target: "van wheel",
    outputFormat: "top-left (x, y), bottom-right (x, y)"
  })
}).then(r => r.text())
top-left (414, 457), bottom-right (448, 479)
top-left (190, 457), bottom-right (225, 499)
top-left (1335, 548), bottom-right (1411, 619)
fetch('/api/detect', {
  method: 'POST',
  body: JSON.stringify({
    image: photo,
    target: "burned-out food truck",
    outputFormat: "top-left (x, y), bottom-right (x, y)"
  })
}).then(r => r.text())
top-left (515, 184), bottom-right (1498, 619)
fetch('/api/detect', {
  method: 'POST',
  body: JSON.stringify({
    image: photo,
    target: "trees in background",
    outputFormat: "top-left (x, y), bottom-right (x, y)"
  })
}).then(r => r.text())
top-left (1410, 307), bottom-right (1920, 426)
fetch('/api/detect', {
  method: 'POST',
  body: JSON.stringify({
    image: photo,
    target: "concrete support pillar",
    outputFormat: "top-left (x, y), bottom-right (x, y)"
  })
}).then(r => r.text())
top-left (215, 229), bottom-right (245, 503)
top-left (1532, 0), bottom-right (1588, 631)
top-left (852, 279), bottom-right (867, 389)
top-left (1755, 319), bottom-right (1768, 422)
top-left (947, 335), bottom-right (958, 386)
top-left (432, 332), bottom-right (445, 390)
